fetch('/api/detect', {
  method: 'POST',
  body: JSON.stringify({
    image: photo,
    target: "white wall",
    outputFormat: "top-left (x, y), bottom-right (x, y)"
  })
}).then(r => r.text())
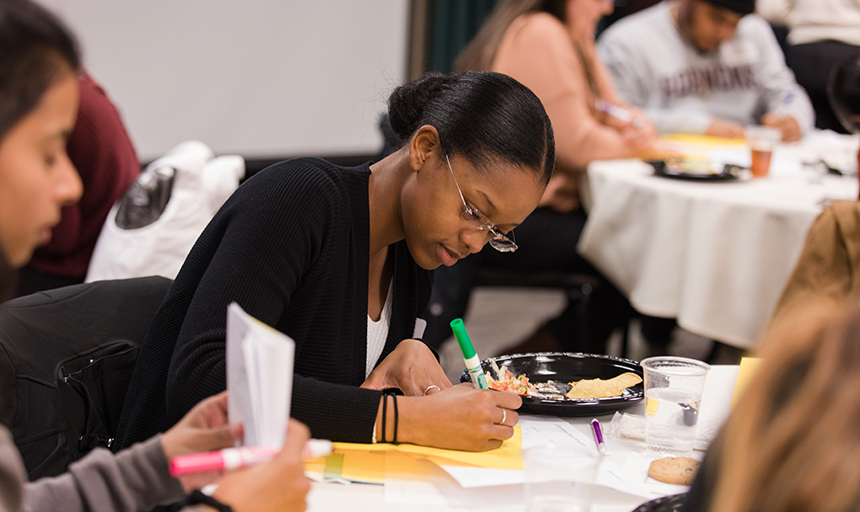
top-left (40, 1), bottom-right (410, 161)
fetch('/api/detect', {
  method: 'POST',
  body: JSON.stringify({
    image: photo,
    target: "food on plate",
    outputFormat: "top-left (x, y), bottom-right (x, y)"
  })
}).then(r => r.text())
top-left (663, 156), bottom-right (715, 175)
top-left (485, 366), bottom-right (536, 395)
top-left (484, 366), bottom-right (642, 400)
top-left (648, 456), bottom-right (701, 485)
top-left (564, 372), bottom-right (643, 399)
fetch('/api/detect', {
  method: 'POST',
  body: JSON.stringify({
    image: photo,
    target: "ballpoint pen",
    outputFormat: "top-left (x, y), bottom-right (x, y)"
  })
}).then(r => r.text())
top-left (591, 418), bottom-right (607, 455)
top-left (169, 439), bottom-right (333, 477)
top-left (595, 99), bottom-right (645, 127)
top-left (451, 318), bottom-right (489, 390)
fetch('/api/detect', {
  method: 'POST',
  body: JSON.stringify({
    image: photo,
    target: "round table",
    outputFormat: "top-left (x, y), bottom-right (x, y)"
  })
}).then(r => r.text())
top-left (578, 158), bottom-right (857, 349)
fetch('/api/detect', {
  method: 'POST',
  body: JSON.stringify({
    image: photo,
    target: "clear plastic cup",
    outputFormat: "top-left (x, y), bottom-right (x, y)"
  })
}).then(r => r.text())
top-left (641, 356), bottom-right (710, 455)
top-left (523, 445), bottom-right (600, 512)
top-left (744, 125), bottom-right (781, 178)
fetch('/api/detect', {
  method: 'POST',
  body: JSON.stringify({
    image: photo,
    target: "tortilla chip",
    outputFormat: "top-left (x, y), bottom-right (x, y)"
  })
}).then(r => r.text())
top-left (565, 372), bottom-right (643, 399)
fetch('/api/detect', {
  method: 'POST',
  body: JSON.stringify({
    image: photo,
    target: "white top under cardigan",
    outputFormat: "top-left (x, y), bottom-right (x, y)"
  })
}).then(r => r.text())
top-left (366, 281), bottom-right (393, 378)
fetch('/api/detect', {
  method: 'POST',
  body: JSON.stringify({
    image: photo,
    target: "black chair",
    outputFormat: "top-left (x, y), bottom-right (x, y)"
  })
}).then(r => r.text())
top-left (474, 268), bottom-right (630, 357)
top-left (0, 276), bottom-right (172, 479)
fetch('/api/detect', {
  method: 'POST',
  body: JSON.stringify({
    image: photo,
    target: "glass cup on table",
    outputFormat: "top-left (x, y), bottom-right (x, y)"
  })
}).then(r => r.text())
top-left (523, 445), bottom-right (600, 512)
top-left (641, 356), bottom-right (710, 455)
top-left (744, 125), bottom-right (782, 178)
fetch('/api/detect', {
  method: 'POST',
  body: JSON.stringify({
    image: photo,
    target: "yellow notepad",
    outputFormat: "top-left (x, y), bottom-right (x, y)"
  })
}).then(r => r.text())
top-left (332, 426), bottom-right (523, 471)
top-left (341, 451), bottom-right (386, 484)
top-left (731, 357), bottom-right (762, 409)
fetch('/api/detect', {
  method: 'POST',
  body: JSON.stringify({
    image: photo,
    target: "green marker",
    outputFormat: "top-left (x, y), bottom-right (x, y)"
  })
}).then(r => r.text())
top-left (451, 318), bottom-right (488, 389)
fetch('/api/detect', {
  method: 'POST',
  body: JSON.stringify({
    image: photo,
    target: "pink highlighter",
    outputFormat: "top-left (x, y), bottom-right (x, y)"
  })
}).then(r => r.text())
top-left (169, 439), bottom-right (333, 477)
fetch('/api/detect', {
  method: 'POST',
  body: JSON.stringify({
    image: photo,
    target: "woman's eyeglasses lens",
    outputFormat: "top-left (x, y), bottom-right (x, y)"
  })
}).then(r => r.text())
top-left (460, 210), bottom-right (517, 252)
top-left (447, 153), bottom-right (518, 253)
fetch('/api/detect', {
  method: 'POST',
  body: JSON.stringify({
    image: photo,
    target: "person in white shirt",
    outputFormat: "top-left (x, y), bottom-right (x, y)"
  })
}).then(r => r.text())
top-left (758, 0), bottom-right (860, 133)
top-left (598, 0), bottom-right (814, 141)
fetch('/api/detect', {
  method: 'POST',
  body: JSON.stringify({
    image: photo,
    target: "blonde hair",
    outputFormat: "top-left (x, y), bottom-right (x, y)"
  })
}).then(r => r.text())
top-left (709, 306), bottom-right (860, 512)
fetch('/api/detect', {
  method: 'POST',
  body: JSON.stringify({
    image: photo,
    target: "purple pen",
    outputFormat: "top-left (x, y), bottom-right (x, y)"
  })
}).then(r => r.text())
top-left (591, 418), bottom-right (606, 455)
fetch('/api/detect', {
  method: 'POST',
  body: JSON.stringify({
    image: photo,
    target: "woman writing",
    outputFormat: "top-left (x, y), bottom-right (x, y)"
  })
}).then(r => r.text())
top-left (0, 1), bottom-right (309, 510)
top-left (423, 0), bottom-right (658, 355)
top-left (116, 71), bottom-right (554, 451)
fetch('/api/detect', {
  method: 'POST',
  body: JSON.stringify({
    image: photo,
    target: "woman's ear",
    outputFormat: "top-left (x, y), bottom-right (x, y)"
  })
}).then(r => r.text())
top-left (408, 125), bottom-right (441, 172)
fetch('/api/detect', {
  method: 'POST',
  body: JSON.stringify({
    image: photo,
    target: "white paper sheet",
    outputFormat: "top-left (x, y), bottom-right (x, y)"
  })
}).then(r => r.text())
top-left (520, 415), bottom-right (600, 452)
top-left (435, 416), bottom-right (652, 498)
top-left (226, 302), bottom-right (295, 448)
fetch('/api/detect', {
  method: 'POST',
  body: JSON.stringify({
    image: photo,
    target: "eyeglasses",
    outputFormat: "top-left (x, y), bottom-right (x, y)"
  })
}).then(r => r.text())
top-left (445, 154), bottom-right (517, 253)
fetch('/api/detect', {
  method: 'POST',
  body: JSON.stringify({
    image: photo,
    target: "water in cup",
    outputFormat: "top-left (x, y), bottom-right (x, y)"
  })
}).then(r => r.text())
top-left (645, 387), bottom-right (700, 454)
top-left (641, 356), bottom-right (710, 456)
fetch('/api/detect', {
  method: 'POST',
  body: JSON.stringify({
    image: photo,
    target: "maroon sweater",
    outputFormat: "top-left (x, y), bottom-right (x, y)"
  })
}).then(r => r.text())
top-left (27, 74), bottom-right (140, 278)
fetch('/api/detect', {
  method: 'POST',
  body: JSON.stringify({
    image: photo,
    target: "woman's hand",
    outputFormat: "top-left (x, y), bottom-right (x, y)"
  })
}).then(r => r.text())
top-left (602, 104), bottom-right (657, 152)
top-left (361, 339), bottom-right (452, 396)
top-left (161, 391), bottom-right (243, 492)
top-left (213, 419), bottom-right (312, 512)
top-left (397, 383), bottom-right (522, 451)
top-left (618, 110), bottom-right (657, 151)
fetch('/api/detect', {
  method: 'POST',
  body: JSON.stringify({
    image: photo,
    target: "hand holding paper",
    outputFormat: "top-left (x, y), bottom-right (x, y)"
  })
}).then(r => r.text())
top-left (161, 391), bottom-right (244, 492)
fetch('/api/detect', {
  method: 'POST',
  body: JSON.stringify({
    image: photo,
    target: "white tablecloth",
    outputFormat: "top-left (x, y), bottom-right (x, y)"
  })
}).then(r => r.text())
top-left (307, 365), bottom-right (740, 512)
top-left (578, 158), bottom-right (858, 349)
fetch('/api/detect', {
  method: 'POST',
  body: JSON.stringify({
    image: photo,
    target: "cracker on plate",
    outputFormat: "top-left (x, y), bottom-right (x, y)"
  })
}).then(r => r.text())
top-left (565, 372), bottom-right (643, 399)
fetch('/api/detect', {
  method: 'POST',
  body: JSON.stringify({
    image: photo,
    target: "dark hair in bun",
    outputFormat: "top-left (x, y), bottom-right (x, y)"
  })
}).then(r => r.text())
top-left (387, 71), bottom-right (554, 185)
top-left (0, 0), bottom-right (80, 142)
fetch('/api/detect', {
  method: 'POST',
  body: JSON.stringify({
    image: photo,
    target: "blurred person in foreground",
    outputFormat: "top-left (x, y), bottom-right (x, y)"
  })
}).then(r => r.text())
top-left (422, 0), bottom-right (657, 355)
top-left (0, 1), bottom-right (309, 511)
top-left (682, 305), bottom-right (860, 512)
top-left (598, 0), bottom-right (814, 141)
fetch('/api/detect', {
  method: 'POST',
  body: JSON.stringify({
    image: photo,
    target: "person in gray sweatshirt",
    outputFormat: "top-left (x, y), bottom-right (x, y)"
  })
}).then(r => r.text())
top-left (598, 0), bottom-right (814, 141)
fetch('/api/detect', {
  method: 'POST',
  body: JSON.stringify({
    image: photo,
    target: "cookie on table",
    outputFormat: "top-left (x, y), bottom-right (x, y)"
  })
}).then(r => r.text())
top-left (648, 457), bottom-right (701, 485)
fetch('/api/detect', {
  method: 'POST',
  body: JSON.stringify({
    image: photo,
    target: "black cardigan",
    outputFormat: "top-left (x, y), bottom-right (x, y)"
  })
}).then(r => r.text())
top-left (115, 158), bottom-right (433, 449)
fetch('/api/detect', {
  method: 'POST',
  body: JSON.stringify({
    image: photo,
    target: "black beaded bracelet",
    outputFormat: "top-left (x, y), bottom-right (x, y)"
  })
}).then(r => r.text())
top-left (391, 393), bottom-right (399, 444)
top-left (170, 490), bottom-right (233, 512)
top-left (381, 392), bottom-right (388, 443)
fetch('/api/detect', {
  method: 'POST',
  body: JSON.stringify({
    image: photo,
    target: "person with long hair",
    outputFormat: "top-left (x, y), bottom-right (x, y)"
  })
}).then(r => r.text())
top-left (422, 0), bottom-right (657, 355)
top-left (683, 305), bottom-right (860, 512)
top-left (0, 1), bottom-right (309, 510)
top-left (114, 70), bottom-right (553, 453)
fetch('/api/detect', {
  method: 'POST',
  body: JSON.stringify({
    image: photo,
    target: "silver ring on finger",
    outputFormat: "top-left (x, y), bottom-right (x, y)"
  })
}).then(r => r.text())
top-left (498, 408), bottom-right (507, 426)
top-left (424, 384), bottom-right (441, 396)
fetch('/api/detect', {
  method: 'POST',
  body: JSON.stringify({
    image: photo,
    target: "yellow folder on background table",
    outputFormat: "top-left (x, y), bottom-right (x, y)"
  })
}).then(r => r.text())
top-left (661, 134), bottom-right (746, 146)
